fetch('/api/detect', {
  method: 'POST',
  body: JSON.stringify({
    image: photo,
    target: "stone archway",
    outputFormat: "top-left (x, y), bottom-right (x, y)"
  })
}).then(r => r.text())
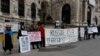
top-left (87, 6), bottom-right (92, 26)
top-left (62, 4), bottom-right (71, 24)
top-left (31, 3), bottom-right (36, 20)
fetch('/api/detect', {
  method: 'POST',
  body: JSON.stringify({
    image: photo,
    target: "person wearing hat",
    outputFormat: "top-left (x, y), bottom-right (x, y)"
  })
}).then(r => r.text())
top-left (3, 25), bottom-right (13, 54)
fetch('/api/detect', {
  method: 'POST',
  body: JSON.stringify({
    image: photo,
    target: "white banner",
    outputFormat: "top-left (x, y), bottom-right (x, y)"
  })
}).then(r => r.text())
top-left (21, 31), bottom-right (28, 35)
top-left (80, 27), bottom-right (85, 38)
top-left (19, 36), bottom-right (31, 53)
top-left (0, 23), bottom-right (4, 33)
top-left (28, 32), bottom-right (41, 42)
top-left (92, 27), bottom-right (98, 33)
top-left (45, 28), bottom-right (78, 46)
top-left (88, 27), bottom-right (93, 34)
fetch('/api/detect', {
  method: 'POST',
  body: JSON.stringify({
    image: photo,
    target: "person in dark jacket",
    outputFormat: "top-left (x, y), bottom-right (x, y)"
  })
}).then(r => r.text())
top-left (39, 22), bottom-right (45, 48)
top-left (84, 26), bottom-right (88, 40)
top-left (3, 25), bottom-right (13, 54)
top-left (17, 26), bottom-right (25, 53)
top-left (92, 24), bottom-right (97, 39)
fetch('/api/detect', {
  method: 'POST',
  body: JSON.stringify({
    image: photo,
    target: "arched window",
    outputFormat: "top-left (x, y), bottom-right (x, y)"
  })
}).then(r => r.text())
top-left (31, 3), bottom-right (36, 20)
top-left (18, 0), bottom-right (24, 16)
top-left (1, 0), bottom-right (10, 13)
top-left (41, 1), bottom-right (48, 21)
top-left (62, 4), bottom-right (71, 24)
top-left (87, 6), bottom-right (92, 26)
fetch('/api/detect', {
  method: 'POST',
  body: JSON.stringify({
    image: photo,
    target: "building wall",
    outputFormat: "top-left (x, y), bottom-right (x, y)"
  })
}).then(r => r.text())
top-left (0, 0), bottom-right (97, 26)
top-left (95, 0), bottom-right (100, 25)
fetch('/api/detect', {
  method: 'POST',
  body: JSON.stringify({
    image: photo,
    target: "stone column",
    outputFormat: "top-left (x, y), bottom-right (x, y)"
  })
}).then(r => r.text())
top-left (76, 0), bottom-right (80, 26)
top-left (83, 0), bottom-right (88, 25)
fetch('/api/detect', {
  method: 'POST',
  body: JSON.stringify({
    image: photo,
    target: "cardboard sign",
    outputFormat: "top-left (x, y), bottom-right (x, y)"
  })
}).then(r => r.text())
top-left (80, 27), bottom-right (85, 37)
top-left (92, 27), bottom-right (98, 33)
top-left (28, 32), bottom-right (41, 42)
top-left (21, 31), bottom-right (28, 35)
top-left (19, 36), bottom-right (31, 53)
top-left (88, 27), bottom-right (93, 34)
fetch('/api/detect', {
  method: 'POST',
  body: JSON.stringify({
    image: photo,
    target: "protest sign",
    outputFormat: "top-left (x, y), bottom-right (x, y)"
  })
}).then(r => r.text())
top-left (80, 27), bottom-right (85, 37)
top-left (88, 27), bottom-right (93, 34)
top-left (28, 32), bottom-right (41, 42)
top-left (92, 27), bottom-right (98, 33)
top-left (21, 31), bottom-right (28, 35)
top-left (19, 36), bottom-right (30, 53)
top-left (45, 28), bottom-right (78, 46)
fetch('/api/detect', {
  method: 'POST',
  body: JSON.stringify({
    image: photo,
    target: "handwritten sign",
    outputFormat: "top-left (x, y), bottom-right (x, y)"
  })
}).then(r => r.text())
top-left (80, 27), bottom-right (85, 37)
top-left (28, 32), bottom-right (41, 42)
top-left (19, 36), bottom-right (30, 53)
top-left (21, 31), bottom-right (28, 35)
top-left (88, 27), bottom-right (93, 34)
top-left (92, 27), bottom-right (98, 33)
top-left (45, 28), bottom-right (78, 46)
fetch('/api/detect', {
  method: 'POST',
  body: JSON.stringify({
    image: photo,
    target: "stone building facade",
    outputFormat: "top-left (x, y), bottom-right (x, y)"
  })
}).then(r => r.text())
top-left (95, 0), bottom-right (100, 25)
top-left (0, 0), bottom-right (97, 27)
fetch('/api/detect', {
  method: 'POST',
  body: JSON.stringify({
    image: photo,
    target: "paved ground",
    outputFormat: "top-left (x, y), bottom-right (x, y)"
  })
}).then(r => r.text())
top-left (0, 34), bottom-right (100, 56)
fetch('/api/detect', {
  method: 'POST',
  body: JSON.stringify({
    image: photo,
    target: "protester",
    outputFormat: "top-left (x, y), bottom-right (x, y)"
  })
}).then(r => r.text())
top-left (55, 20), bottom-right (61, 28)
top-left (92, 24), bottom-right (97, 39)
top-left (17, 25), bottom-right (25, 53)
top-left (39, 22), bottom-right (45, 48)
top-left (97, 25), bottom-right (100, 35)
top-left (84, 26), bottom-right (88, 40)
top-left (3, 25), bottom-right (13, 54)
top-left (31, 24), bottom-right (40, 49)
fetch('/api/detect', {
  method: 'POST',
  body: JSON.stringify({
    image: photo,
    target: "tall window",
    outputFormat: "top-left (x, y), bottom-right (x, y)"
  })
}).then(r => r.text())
top-left (41, 1), bottom-right (48, 21)
top-left (1, 0), bottom-right (10, 13)
top-left (18, 0), bottom-right (24, 16)
top-left (62, 4), bottom-right (71, 24)
top-left (31, 3), bottom-right (36, 20)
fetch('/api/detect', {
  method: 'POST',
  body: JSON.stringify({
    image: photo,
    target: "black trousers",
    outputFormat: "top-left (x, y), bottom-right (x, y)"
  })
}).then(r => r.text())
top-left (92, 33), bottom-right (96, 39)
top-left (3, 34), bottom-right (13, 52)
top-left (87, 34), bottom-right (91, 40)
top-left (40, 39), bottom-right (45, 47)
top-left (31, 42), bottom-right (39, 49)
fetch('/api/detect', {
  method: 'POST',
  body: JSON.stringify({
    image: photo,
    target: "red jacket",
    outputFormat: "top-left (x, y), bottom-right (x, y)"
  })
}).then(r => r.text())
top-left (39, 25), bottom-right (45, 39)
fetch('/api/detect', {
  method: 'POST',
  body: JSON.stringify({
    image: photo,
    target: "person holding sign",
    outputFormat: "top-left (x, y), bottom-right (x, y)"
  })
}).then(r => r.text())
top-left (31, 24), bottom-right (40, 49)
top-left (17, 26), bottom-right (25, 53)
top-left (39, 22), bottom-right (45, 48)
top-left (3, 25), bottom-right (13, 54)
top-left (92, 24), bottom-right (98, 39)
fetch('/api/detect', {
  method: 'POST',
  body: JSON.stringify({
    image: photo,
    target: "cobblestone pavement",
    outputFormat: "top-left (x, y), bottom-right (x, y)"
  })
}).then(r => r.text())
top-left (0, 34), bottom-right (100, 56)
